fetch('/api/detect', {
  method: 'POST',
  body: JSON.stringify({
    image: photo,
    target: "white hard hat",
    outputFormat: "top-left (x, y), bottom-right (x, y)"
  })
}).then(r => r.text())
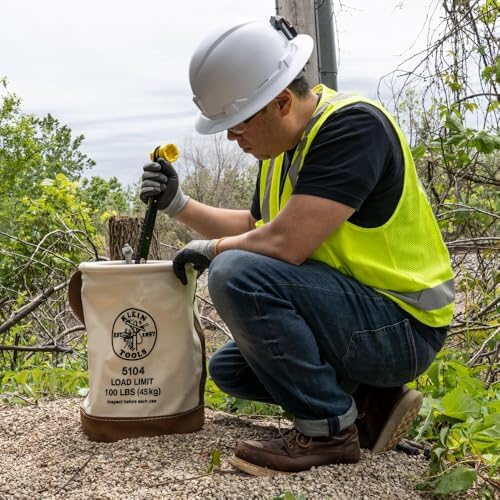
top-left (189, 17), bottom-right (314, 135)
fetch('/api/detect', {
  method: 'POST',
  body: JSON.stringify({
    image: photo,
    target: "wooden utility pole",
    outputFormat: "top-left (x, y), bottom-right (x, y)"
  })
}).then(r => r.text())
top-left (275, 0), bottom-right (338, 90)
top-left (275, 0), bottom-right (319, 87)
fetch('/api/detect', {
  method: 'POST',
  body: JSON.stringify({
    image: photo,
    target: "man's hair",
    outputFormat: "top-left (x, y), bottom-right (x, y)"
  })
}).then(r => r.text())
top-left (287, 74), bottom-right (310, 98)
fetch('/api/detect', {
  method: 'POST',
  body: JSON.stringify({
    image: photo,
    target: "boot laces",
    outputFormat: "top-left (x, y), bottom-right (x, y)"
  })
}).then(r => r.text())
top-left (278, 428), bottom-right (312, 449)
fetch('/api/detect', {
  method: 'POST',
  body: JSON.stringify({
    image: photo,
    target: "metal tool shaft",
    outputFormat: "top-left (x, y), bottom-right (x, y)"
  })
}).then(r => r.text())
top-left (135, 196), bottom-right (159, 264)
top-left (135, 143), bottom-right (179, 264)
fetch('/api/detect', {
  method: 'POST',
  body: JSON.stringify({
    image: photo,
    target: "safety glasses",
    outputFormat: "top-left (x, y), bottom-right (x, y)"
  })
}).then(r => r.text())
top-left (227, 106), bottom-right (268, 135)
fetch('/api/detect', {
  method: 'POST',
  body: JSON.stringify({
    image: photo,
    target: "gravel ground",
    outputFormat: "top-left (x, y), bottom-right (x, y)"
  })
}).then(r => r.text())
top-left (0, 398), bottom-right (430, 499)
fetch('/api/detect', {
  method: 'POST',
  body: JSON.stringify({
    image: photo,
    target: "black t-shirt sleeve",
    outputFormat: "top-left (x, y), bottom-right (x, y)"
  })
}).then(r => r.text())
top-left (294, 106), bottom-right (392, 211)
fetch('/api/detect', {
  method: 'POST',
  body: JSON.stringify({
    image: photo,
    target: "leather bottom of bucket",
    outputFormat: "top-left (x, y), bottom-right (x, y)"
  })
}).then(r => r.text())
top-left (80, 405), bottom-right (204, 442)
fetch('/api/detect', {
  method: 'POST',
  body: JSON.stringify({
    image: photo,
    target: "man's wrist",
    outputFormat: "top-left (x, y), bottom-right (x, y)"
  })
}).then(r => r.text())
top-left (204, 239), bottom-right (218, 260)
top-left (215, 237), bottom-right (227, 256)
top-left (163, 190), bottom-right (190, 217)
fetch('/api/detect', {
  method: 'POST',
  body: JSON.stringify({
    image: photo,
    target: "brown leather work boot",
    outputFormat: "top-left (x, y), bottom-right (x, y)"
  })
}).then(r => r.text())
top-left (228, 426), bottom-right (360, 476)
top-left (353, 384), bottom-right (423, 454)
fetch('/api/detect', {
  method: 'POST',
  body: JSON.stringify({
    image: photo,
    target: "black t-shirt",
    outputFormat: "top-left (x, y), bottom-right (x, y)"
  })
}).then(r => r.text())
top-left (250, 102), bottom-right (404, 228)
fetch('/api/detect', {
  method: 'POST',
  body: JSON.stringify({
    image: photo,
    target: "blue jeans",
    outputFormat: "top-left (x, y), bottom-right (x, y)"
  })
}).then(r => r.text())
top-left (207, 250), bottom-right (445, 437)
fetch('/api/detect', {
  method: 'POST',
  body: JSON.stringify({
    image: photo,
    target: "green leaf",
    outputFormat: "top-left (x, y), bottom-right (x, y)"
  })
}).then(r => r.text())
top-left (207, 448), bottom-right (221, 473)
top-left (18, 370), bottom-right (29, 385)
top-left (431, 446), bottom-right (447, 463)
top-left (468, 414), bottom-right (500, 454)
top-left (445, 134), bottom-right (465, 146)
top-left (457, 374), bottom-right (485, 397)
top-left (442, 360), bottom-right (477, 392)
top-left (439, 426), bottom-right (450, 446)
top-left (423, 359), bottom-right (443, 396)
top-left (486, 399), bottom-right (500, 414)
top-left (1, 371), bottom-right (16, 385)
top-left (411, 144), bottom-right (427, 160)
top-left (472, 130), bottom-right (499, 154)
top-left (445, 114), bottom-right (465, 133)
top-left (22, 383), bottom-right (35, 398)
top-left (416, 481), bottom-right (431, 491)
top-left (434, 466), bottom-right (476, 495)
top-left (273, 492), bottom-right (305, 500)
top-left (487, 100), bottom-right (499, 113)
top-left (464, 102), bottom-right (478, 112)
top-left (440, 387), bottom-right (481, 421)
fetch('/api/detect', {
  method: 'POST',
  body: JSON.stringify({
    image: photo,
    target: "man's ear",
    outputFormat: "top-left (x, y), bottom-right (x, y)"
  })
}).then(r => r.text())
top-left (275, 89), bottom-right (293, 117)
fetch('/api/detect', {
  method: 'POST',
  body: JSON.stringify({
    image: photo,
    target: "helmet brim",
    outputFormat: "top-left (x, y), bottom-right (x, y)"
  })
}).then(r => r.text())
top-left (194, 34), bottom-right (314, 135)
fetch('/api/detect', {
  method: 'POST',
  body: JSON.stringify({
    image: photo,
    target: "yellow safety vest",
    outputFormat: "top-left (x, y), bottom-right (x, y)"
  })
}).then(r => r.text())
top-left (256, 84), bottom-right (454, 327)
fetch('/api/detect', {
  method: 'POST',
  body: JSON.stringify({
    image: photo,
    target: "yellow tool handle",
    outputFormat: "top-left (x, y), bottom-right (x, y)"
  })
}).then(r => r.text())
top-left (150, 143), bottom-right (179, 163)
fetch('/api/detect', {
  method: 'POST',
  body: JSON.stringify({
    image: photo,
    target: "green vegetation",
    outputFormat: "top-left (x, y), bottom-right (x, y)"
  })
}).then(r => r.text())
top-left (205, 375), bottom-right (285, 418)
top-left (413, 352), bottom-right (499, 496)
top-left (383, 2), bottom-right (498, 494)
top-left (273, 492), bottom-right (307, 500)
top-left (0, 1), bottom-right (498, 496)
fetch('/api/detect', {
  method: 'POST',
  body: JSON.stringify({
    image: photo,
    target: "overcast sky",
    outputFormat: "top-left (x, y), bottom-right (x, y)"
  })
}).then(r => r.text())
top-left (1, 1), bottom-right (436, 186)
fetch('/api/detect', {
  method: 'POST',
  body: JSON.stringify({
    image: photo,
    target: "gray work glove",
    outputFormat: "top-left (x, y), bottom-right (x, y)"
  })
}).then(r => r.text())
top-left (173, 239), bottom-right (217, 285)
top-left (140, 158), bottom-right (190, 216)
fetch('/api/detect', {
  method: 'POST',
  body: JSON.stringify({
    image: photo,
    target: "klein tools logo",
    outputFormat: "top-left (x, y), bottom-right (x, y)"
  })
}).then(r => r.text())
top-left (112, 308), bottom-right (157, 360)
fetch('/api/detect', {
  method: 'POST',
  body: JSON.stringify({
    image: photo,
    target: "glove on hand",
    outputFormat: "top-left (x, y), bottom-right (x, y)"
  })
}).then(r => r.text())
top-left (140, 158), bottom-right (190, 216)
top-left (173, 239), bottom-right (217, 285)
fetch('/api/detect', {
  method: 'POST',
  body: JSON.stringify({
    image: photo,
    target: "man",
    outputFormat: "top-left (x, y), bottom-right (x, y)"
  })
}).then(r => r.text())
top-left (140, 17), bottom-right (454, 476)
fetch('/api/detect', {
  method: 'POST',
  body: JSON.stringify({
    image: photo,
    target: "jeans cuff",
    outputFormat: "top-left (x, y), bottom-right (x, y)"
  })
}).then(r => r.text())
top-left (293, 397), bottom-right (358, 437)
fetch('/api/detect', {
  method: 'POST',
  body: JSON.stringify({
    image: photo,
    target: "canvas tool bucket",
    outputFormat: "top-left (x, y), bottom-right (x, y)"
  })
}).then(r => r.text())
top-left (68, 260), bottom-right (206, 442)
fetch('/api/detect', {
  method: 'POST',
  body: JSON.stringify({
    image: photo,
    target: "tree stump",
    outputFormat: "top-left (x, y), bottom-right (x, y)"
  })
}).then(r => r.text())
top-left (108, 216), bottom-right (161, 261)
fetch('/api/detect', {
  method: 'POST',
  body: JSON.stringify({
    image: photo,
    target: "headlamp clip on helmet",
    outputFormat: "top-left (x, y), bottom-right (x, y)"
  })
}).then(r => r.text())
top-left (269, 15), bottom-right (298, 40)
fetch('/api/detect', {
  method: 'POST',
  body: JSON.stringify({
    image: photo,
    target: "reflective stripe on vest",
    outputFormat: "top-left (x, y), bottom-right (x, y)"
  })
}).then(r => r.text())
top-left (262, 92), bottom-right (350, 221)
top-left (261, 158), bottom-right (275, 224)
top-left (379, 278), bottom-right (455, 311)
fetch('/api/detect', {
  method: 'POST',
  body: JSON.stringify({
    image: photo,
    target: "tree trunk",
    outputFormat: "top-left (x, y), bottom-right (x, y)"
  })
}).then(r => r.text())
top-left (108, 216), bottom-right (161, 261)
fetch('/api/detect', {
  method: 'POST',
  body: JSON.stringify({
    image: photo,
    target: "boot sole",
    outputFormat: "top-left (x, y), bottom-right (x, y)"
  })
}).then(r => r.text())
top-left (228, 456), bottom-right (288, 476)
top-left (228, 452), bottom-right (360, 476)
top-left (371, 389), bottom-right (423, 454)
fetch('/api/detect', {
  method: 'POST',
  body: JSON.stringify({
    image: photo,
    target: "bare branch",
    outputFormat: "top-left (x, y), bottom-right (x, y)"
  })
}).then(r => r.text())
top-left (0, 281), bottom-right (68, 335)
top-left (0, 344), bottom-right (73, 353)
top-left (440, 203), bottom-right (499, 219)
top-left (55, 213), bottom-right (100, 260)
top-left (454, 92), bottom-right (500, 103)
top-left (0, 230), bottom-right (76, 266)
top-left (52, 450), bottom-right (95, 496)
top-left (467, 327), bottom-right (500, 366)
top-left (467, 296), bottom-right (500, 323)
top-left (159, 242), bottom-right (180, 252)
top-left (199, 315), bottom-right (232, 340)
